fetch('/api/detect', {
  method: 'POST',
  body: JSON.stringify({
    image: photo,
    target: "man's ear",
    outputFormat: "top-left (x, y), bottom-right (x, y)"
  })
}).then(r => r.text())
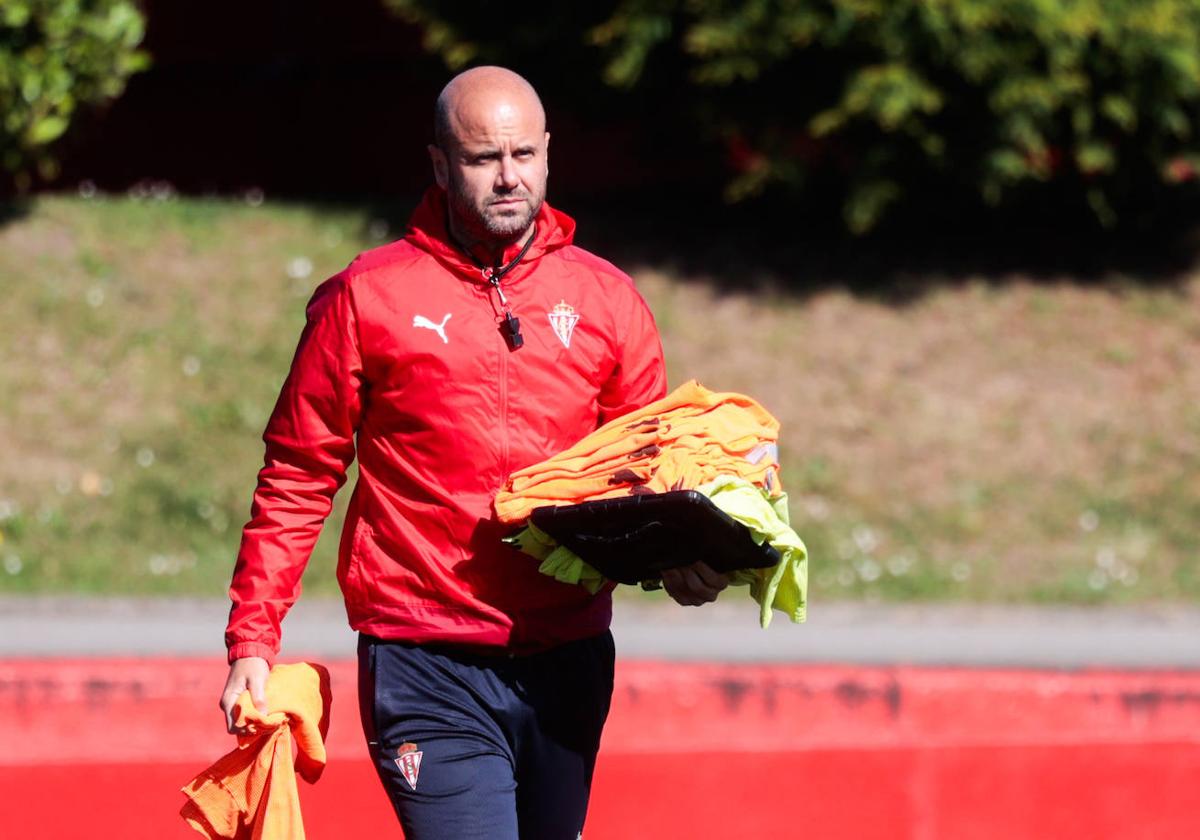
top-left (428, 144), bottom-right (449, 189)
top-left (544, 132), bottom-right (551, 176)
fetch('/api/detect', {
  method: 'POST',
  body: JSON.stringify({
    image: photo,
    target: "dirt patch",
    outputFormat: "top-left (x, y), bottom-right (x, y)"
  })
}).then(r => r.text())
top-left (636, 267), bottom-right (1200, 600)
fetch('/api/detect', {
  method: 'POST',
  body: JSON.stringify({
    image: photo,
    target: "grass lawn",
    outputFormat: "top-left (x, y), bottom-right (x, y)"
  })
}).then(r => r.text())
top-left (1, 192), bottom-right (1198, 605)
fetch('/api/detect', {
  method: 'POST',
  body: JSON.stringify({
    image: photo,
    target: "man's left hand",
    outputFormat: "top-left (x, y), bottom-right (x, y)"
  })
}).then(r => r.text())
top-left (660, 560), bottom-right (729, 606)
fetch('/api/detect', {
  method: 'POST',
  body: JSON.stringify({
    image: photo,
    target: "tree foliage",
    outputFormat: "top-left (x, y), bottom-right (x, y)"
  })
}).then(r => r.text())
top-left (387, 0), bottom-right (1200, 232)
top-left (1, 0), bottom-right (147, 190)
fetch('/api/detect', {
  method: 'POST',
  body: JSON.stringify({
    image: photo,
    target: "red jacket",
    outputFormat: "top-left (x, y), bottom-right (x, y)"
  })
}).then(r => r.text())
top-left (226, 188), bottom-right (667, 663)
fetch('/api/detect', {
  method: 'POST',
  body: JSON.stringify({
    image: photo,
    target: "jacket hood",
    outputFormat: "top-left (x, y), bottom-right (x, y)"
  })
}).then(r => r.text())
top-left (404, 186), bottom-right (577, 285)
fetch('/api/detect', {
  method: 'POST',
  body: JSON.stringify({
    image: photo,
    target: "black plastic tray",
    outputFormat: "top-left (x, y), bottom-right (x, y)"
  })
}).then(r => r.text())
top-left (529, 490), bottom-right (780, 585)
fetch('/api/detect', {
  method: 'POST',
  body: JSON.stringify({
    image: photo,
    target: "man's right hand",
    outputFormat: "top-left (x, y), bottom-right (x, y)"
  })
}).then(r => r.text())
top-left (219, 656), bottom-right (270, 735)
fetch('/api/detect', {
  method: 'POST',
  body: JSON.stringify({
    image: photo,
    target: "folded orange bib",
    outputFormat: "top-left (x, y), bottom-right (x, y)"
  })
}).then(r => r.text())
top-left (495, 380), bottom-right (782, 523)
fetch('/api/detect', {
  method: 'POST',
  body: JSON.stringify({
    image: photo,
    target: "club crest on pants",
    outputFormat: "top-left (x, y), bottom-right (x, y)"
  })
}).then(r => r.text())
top-left (395, 742), bottom-right (424, 790)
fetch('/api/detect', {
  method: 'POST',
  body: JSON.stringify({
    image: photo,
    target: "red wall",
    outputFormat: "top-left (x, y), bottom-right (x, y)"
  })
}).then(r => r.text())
top-left (2, 658), bottom-right (1198, 838)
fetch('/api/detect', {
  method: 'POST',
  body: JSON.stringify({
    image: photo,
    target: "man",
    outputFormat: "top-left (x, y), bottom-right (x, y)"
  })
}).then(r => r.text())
top-left (219, 66), bottom-right (730, 839)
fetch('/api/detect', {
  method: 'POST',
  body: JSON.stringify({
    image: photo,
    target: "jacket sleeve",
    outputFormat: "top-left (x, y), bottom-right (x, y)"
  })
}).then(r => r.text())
top-left (225, 273), bottom-right (365, 665)
top-left (596, 281), bottom-right (668, 425)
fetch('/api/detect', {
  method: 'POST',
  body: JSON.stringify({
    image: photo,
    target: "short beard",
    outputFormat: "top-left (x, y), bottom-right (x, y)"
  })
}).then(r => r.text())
top-left (479, 198), bottom-right (538, 239)
top-left (447, 171), bottom-right (542, 245)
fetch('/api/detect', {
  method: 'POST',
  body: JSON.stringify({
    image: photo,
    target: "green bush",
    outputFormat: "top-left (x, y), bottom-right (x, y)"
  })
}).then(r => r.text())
top-left (388, 0), bottom-right (1200, 232)
top-left (0, 0), bottom-right (147, 190)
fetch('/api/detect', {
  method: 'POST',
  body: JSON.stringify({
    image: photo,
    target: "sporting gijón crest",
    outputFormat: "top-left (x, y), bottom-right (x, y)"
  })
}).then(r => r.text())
top-left (548, 300), bottom-right (580, 348)
top-left (395, 742), bottom-right (424, 790)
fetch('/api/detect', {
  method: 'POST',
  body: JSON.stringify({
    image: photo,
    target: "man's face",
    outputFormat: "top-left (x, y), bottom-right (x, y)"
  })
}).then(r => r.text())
top-left (431, 97), bottom-right (549, 245)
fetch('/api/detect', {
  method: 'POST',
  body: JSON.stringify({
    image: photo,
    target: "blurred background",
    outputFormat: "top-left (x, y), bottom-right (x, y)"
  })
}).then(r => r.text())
top-left (2, 2), bottom-right (1199, 839)
top-left (6, 0), bottom-right (1200, 605)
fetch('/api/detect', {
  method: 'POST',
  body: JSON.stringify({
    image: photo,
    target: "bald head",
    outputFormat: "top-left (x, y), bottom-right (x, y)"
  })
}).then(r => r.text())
top-left (433, 66), bottom-right (546, 151)
top-left (427, 66), bottom-right (551, 251)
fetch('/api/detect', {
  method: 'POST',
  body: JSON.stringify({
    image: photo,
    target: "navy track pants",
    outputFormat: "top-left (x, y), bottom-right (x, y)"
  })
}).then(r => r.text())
top-left (358, 632), bottom-right (615, 839)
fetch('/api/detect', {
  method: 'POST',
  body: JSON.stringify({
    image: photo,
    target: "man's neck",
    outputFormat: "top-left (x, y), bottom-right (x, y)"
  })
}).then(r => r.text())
top-left (448, 215), bottom-right (535, 267)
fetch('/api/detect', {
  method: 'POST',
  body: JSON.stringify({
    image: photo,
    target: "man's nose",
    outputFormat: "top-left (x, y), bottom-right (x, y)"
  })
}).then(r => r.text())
top-left (496, 156), bottom-right (520, 190)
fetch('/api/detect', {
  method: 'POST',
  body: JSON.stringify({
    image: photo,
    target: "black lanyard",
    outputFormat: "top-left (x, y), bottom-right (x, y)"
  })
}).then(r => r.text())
top-left (456, 224), bottom-right (536, 351)
top-left (480, 223), bottom-right (537, 284)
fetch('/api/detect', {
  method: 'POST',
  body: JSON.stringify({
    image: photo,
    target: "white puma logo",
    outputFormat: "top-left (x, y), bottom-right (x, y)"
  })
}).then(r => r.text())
top-left (413, 313), bottom-right (451, 344)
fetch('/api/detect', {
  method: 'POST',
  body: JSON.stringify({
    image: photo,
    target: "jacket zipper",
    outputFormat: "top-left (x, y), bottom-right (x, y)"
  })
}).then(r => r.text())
top-left (486, 270), bottom-right (511, 478)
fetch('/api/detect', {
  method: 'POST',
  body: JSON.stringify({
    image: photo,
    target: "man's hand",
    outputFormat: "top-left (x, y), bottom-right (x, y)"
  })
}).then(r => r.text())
top-left (660, 560), bottom-right (729, 607)
top-left (219, 656), bottom-right (270, 735)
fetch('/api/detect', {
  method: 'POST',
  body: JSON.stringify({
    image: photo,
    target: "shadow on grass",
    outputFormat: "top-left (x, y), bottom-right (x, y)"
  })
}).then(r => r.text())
top-left (70, 182), bottom-right (1191, 307)
top-left (0, 199), bottom-right (33, 230)
top-left (353, 185), bottom-right (1200, 305)
top-left (576, 192), bottom-right (1200, 305)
